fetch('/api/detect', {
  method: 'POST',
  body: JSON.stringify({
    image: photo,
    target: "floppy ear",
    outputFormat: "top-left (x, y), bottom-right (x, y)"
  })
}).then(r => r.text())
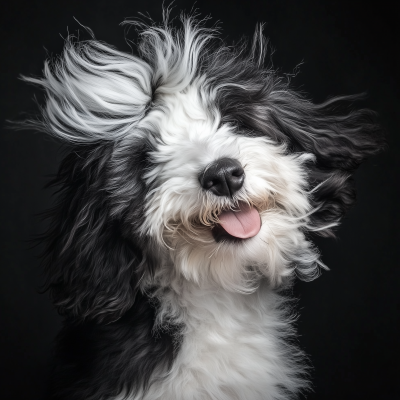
top-left (41, 144), bottom-right (147, 323)
top-left (264, 93), bottom-right (385, 236)
top-left (21, 39), bottom-right (157, 322)
top-left (22, 39), bottom-right (153, 143)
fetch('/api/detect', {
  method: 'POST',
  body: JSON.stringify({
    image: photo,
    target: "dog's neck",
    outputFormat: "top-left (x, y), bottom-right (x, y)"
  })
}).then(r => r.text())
top-left (136, 272), bottom-right (301, 400)
top-left (147, 267), bottom-right (281, 332)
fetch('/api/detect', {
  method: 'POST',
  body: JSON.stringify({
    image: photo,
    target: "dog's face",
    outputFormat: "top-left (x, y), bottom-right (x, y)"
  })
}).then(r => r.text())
top-left (26, 18), bottom-right (383, 322)
top-left (134, 86), bottom-right (314, 290)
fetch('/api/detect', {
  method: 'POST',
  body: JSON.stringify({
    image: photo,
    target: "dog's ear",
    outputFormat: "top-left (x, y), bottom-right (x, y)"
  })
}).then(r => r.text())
top-left (264, 94), bottom-right (385, 236)
top-left (21, 39), bottom-right (157, 322)
top-left (22, 39), bottom-right (153, 143)
top-left (41, 145), bottom-right (147, 323)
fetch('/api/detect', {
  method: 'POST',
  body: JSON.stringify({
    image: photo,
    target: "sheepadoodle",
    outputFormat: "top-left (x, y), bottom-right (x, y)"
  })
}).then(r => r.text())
top-left (24, 13), bottom-right (383, 400)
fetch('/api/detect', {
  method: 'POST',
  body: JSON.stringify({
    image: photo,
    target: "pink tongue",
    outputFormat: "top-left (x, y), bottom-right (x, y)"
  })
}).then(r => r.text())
top-left (218, 203), bottom-right (261, 239)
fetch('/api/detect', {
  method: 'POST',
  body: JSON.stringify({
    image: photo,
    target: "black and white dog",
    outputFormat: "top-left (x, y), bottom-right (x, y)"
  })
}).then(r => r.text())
top-left (25, 14), bottom-right (383, 400)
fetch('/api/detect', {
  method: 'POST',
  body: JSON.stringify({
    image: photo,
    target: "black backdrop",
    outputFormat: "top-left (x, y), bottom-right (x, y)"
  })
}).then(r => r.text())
top-left (1, 1), bottom-right (398, 399)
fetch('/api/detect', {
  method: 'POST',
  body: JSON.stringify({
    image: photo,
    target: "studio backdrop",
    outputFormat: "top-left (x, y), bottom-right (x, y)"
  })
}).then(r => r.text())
top-left (0, 1), bottom-right (398, 399)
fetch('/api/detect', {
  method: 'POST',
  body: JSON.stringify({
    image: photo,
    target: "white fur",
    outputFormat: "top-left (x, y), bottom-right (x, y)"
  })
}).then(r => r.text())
top-left (123, 280), bottom-right (305, 400)
top-left (24, 40), bottom-right (153, 143)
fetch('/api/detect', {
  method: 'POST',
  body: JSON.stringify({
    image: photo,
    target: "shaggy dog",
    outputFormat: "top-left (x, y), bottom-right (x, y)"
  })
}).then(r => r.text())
top-left (24, 14), bottom-right (383, 400)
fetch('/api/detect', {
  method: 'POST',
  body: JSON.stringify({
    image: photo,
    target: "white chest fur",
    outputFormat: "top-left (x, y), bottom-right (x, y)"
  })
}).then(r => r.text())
top-left (127, 281), bottom-right (305, 400)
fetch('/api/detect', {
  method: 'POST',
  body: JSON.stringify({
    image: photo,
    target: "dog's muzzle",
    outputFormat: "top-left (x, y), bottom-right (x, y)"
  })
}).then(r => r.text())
top-left (198, 158), bottom-right (261, 242)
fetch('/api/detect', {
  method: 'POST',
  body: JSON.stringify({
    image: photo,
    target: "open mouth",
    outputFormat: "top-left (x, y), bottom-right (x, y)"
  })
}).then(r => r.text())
top-left (212, 202), bottom-right (262, 243)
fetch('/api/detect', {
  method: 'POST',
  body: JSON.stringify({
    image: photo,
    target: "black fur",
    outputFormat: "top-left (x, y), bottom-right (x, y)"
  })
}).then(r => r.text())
top-left (41, 142), bottom-right (180, 399)
top-left (47, 291), bottom-right (177, 400)
top-left (42, 145), bottom-right (141, 323)
top-left (207, 48), bottom-right (384, 236)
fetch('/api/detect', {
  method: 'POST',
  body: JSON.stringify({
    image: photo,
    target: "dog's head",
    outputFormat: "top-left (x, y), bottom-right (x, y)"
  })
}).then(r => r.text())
top-left (26, 17), bottom-right (383, 323)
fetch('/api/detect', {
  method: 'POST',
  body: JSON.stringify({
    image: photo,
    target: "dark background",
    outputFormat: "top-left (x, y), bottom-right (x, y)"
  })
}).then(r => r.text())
top-left (1, 1), bottom-right (398, 399)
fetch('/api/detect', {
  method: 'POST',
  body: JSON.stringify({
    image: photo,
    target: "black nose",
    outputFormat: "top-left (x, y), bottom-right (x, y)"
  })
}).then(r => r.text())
top-left (199, 158), bottom-right (245, 197)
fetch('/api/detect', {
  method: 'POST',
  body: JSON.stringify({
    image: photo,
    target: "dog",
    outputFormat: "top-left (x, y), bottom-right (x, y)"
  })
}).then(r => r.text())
top-left (24, 14), bottom-right (383, 400)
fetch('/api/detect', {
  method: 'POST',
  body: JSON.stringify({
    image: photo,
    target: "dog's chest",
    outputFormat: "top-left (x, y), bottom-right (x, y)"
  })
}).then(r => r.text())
top-left (131, 284), bottom-right (298, 400)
